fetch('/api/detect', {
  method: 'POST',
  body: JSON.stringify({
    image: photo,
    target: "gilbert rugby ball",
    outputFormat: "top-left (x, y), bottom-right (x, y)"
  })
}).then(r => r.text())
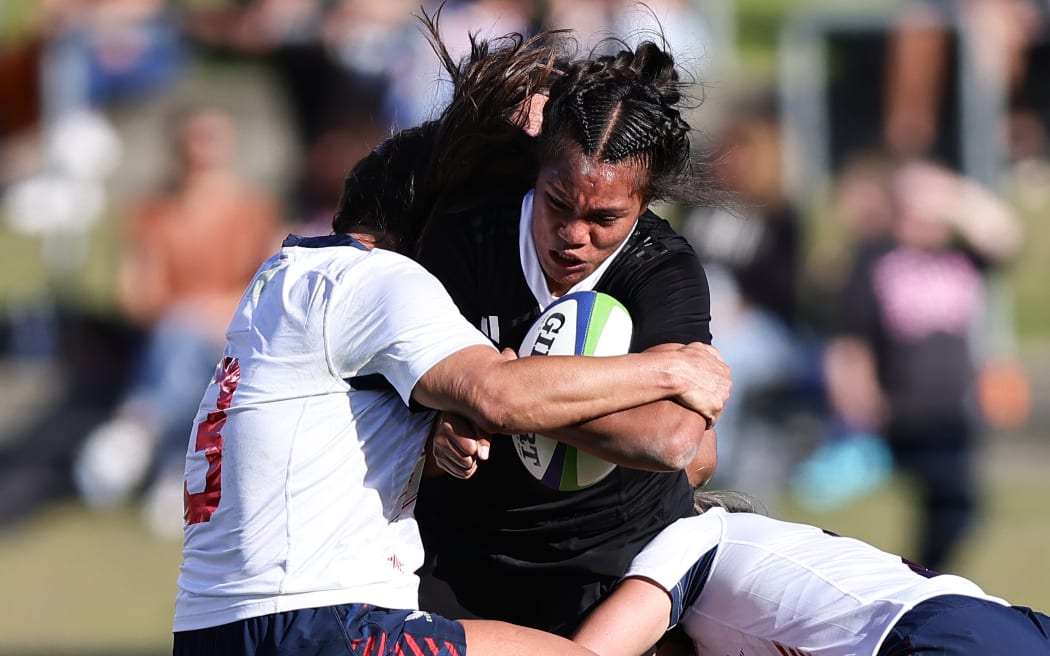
top-left (513, 290), bottom-right (632, 491)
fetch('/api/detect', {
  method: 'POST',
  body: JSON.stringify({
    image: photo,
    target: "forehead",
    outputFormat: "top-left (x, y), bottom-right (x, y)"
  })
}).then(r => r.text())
top-left (539, 151), bottom-right (646, 202)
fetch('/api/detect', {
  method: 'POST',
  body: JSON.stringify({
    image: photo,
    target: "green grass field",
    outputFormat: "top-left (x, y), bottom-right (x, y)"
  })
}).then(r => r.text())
top-left (1, 431), bottom-right (1048, 655)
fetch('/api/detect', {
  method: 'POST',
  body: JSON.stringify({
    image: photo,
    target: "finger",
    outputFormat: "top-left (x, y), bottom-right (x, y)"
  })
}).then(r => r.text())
top-left (446, 461), bottom-right (477, 480)
top-left (446, 434), bottom-right (483, 458)
top-left (437, 452), bottom-right (477, 479)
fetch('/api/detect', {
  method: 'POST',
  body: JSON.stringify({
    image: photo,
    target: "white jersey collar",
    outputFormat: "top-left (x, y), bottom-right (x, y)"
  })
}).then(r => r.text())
top-left (518, 189), bottom-right (638, 309)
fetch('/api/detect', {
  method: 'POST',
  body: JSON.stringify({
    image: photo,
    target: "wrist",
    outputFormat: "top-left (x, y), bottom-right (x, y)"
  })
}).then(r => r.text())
top-left (656, 352), bottom-right (687, 396)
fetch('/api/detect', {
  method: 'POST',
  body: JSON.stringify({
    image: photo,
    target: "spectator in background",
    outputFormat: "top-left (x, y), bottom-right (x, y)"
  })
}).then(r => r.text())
top-left (3, 0), bottom-right (184, 288)
top-left (73, 104), bottom-right (283, 538)
top-left (38, 0), bottom-right (184, 123)
top-left (542, 0), bottom-right (715, 59)
top-left (822, 157), bottom-right (1022, 572)
top-left (884, 0), bottom-right (1045, 161)
top-left (681, 96), bottom-right (808, 502)
top-left (181, 0), bottom-right (394, 232)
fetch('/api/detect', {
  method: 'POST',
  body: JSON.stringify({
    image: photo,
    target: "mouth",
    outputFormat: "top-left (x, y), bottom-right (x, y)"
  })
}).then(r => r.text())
top-left (549, 250), bottom-right (584, 270)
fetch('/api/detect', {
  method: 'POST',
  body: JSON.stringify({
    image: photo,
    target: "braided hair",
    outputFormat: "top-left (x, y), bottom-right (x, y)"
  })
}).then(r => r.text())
top-left (538, 40), bottom-right (719, 207)
top-left (332, 9), bottom-right (720, 252)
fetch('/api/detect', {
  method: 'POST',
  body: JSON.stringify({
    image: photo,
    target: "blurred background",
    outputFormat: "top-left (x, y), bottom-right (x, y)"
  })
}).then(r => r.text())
top-left (0, 0), bottom-right (1048, 653)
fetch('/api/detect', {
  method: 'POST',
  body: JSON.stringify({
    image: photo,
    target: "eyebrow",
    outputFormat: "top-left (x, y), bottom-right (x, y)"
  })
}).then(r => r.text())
top-left (544, 186), bottom-right (635, 218)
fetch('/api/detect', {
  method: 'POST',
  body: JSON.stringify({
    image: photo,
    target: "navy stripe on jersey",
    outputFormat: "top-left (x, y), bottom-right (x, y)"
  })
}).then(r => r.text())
top-left (668, 546), bottom-right (717, 628)
top-left (282, 233), bottom-right (368, 250)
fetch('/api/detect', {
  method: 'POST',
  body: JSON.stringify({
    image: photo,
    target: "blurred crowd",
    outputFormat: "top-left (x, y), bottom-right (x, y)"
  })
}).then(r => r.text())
top-left (0, 0), bottom-right (1048, 576)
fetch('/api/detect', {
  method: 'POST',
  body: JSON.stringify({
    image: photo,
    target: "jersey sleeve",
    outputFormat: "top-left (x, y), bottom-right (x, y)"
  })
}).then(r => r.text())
top-left (325, 250), bottom-right (494, 405)
top-left (622, 250), bottom-right (713, 351)
top-left (624, 512), bottom-right (723, 629)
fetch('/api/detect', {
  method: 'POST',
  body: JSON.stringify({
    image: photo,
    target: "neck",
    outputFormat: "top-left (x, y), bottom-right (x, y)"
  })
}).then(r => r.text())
top-left (347, 229), bottom-right (401, 252)
top-left (348, 232), bottom-right (378, 250)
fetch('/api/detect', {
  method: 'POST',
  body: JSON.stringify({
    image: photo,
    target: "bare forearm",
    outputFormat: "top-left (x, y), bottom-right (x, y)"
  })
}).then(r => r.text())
top-left (573, 578), bottom-right (671, 656)
top-left (414, 346), bottom-right (691, 437)
top-left (543, 401), bottom-right (708, 471)
top-left (824, 337), bottom-right (886, 431)
top-left (473, 353), bottom-right (688, 435)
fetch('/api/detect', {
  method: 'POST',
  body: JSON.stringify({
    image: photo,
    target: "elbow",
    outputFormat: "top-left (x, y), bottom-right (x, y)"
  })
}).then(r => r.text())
top-left (649, 422), bottom-right (703, 471)
top-left (664, 410), bottom-right (721, 477)
top-left (663, 438), bottom-right (700, 472)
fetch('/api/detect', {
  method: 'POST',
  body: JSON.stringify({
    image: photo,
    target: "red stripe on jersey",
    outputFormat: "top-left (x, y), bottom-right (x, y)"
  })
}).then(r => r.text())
top-left (424, 637), bottom-right (441, 655)
top-left (773, 643), bottom-right (808, 656)
top-left (445, 641), bottom-right (461, 656)
top-left (378, 632), bottom-right (387, 656)
top-left (402, 634), bottom-right (426, 656)
top-left (361, 635), bottom-right (377, 656)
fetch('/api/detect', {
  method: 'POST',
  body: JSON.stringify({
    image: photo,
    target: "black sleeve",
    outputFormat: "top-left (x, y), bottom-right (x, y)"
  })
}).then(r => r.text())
top-left (635, 251), bottom-right (712, 350)
top-left (607, 249), bottom-right (713, 352)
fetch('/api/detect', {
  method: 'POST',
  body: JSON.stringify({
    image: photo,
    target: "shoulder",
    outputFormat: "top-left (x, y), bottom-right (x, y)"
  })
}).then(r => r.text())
top-left (356, 248), bottom-right (444, 291)
top-left (599, 211), bottom-right (711, 328)
top-left (616, 210), bottom-right (699, 266)
top-left (282, 237), bottom-right (437, 295)
top-left (632, 512), bottom-right (724, 575)
top-left (603, 211), bottom-right (705, 290)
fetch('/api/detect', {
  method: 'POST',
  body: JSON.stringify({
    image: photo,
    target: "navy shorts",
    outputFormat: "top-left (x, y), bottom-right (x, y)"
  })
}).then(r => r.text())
top-left (173, 603), bottom-right (468, 656)
top-left (878, 594), bottom-right (1050, 655)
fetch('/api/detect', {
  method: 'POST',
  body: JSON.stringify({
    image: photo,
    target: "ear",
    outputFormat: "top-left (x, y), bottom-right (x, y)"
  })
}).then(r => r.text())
top-left (515, 93), bottom-right (548, 137)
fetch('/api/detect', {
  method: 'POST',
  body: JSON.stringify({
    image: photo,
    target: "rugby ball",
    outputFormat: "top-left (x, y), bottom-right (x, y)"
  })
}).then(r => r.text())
top-left (513, 291), bottom-right (632, 491)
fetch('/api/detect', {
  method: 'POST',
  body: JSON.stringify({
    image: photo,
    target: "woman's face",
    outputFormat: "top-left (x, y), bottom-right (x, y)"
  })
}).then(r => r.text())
top-left (531, 151), bottom-right (648, 296)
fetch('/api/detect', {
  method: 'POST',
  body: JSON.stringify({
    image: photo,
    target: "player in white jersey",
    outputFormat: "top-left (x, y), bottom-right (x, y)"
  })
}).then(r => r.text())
top-left (171, 47), bottom-right (732, 656)
top-left (572, 490), bottom-right (1050, 656)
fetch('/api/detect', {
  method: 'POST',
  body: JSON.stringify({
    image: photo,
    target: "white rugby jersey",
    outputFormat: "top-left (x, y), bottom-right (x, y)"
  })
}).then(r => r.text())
top-left (174, 234), bottom-right (493, 632)
top-left (626, 508), bottom-right (1008, 656)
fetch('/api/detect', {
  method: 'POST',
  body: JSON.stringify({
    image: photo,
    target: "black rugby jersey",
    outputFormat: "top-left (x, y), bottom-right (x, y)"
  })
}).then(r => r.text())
top-left (414, 195), bottom-right (713, 635)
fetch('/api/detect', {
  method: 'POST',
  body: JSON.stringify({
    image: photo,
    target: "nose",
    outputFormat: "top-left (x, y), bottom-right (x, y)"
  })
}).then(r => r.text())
top-left (556, 218), bottom-right (587, 246)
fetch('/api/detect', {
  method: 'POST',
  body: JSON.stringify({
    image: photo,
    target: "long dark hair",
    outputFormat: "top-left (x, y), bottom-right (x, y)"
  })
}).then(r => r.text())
top-left (332, 6), bottom-right (571, 254)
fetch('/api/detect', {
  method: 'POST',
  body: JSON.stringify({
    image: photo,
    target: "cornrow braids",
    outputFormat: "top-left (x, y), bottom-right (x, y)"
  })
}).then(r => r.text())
top-left (539, 40), bottom-right (721, 208)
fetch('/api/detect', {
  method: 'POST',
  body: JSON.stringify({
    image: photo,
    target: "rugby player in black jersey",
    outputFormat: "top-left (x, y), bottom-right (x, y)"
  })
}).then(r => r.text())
top-left (403, 15), bottom-right (732, 638)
